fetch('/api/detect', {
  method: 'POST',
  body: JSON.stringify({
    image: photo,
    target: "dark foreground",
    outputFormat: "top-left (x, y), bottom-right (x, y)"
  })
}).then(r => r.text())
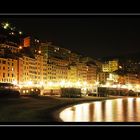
top-left (0, 96), bottom-right (118, 122)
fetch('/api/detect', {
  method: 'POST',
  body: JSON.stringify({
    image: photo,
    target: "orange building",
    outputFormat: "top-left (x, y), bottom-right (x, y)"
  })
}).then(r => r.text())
top-left (23, 37), bottom-right (30, 47)
top-left (0, 57), bottom-right (18, 84)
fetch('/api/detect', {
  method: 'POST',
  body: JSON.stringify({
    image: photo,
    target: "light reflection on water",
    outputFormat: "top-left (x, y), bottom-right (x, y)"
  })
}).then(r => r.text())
top-left (60, 98), bottom-right (140, 122)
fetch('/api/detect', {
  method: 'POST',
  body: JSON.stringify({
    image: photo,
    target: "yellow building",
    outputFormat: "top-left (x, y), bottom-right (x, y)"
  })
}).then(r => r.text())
top-left (0, 57), bottom-right (17, 84)
top-left (18, 54), bottom-right (46, 86)
top-left (109, 60), bottom-right (118, 72)
top-left (102, 60), bottom-right (118, 72)
top-left (77, 62), bottom-right (87, 82)
top-left (46, 57), bottom-right (69, 85)
top-left (68, 65), bottom-right (78, 83)
top-left (87, 64), bottom-right (97, 85)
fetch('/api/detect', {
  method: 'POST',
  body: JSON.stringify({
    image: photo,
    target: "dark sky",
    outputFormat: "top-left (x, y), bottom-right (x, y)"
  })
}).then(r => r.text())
top-left (1, 16), bottom-right (140, 58)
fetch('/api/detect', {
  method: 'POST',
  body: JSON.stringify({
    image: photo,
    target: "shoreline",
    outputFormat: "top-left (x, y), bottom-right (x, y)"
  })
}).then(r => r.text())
top-left (0, 96), bottom-right (128, 122)
top-left (49, 96), bottom-right (122, 122)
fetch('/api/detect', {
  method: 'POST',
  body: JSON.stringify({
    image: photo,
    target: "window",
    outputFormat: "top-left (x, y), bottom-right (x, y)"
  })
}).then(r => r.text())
top-left (3, 73), bottom-right (5, 78)
top-left (8, 73), bottom-right (9, 77)
top-left (12, 74), bottom-right (14, 77)
top-left (3, 67), bottom-right (5, 70)
top-left (12, 63), bottom-right (14, 66)
top-left (2, 60), bottom-right (6, 64)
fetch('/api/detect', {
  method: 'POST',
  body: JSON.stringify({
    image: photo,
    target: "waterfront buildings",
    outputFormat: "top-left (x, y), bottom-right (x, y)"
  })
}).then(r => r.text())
top-left (0, 22), bottom-right (140, 92)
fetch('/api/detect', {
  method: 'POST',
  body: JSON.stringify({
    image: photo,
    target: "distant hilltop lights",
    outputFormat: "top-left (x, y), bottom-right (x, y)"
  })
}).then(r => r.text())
top-left (0, 21), bottom-right (23, 36)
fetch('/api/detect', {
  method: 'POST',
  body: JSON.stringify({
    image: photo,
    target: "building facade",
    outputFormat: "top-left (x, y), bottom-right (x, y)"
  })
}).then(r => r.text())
top-left (102, 60), bottom-right (119, 72)
top-left (0, 57), bottom-right (17, 84)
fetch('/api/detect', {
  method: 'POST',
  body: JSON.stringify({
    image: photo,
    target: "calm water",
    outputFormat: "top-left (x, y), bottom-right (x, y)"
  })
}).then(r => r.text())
top-left (60, 98), bottom-right (140, 122)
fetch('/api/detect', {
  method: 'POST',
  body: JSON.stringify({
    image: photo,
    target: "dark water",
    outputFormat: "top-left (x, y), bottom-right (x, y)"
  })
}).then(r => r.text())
top-left (60, 98), bottom-right (140, 122)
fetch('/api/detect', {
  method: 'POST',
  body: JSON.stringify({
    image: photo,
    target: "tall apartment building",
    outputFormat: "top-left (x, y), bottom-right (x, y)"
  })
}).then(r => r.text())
top-left (47, 57), bottom-right (69, 83)
top-left (87, 64), bottom-right (97, 84)
top-left (17, 54), bottom-right (46, 86)
top-left (68, 65), bottom-right (78, 83)
top-left (0, 57), bottom-right (17, 83)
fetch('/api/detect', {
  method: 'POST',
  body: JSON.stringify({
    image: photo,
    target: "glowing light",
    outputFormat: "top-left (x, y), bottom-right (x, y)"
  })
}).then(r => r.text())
top-left (19, 31), bottom-right (22, 35)
top-left (19, 46), bottom-right (22, 49)
top-left (40, 81), bottom-right (44, 86)
top-left (27, 81), bottom-right (33, 86)
top-left (60, 80), bottom-right (66, 87)
top-left (76, 81), bottom-right (81, 87)
top-left (3, 22), bottom-right (9, 29)
top-left (119, 66), bottom-right (122, 69)
top-left (106, 82), bottom-right (110, 87)
top-left (4, 26), bottom-right (7, 29)
top-left (95, 81), bottom-right (99, 86)
top-left (136, 85), bottom-right (140, 89)
top-left (5, 23), bottom-right (9, 27)
top-left (48, 82), bottom-right (53, 87)
top-left (127, 84), bottom-right (132, 90)
top-left (83, 81), bottom-right (87, 86)
top-left (121, 85), bottom-right (127, 89)
top-left (12, 80), bottom-right (17, 85)
top-left (112, 85), bottom-right (117, 88)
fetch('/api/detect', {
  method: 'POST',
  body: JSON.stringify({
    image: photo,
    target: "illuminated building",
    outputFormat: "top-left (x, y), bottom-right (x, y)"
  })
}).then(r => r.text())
top-left (23, 36), bottom-right (30, 47)
top-left (77, 62), bottom-right (87, 82)
top-left (97, 72), bottom-right (109, 84)
top-left (69, 52), bottom-right (81, 64)
top-left (46, 57), bottom-right (69, 85)
top-left (0, 57), bottom-right (17, 84)
top-left (80, 57), bottom-right (98, 85)
top-left (109, 60), bottom-right (119, 72)
top-left (17, 57), bottom-right (24, 84)
top-left (68, 64), bottom-right (77, 83)
top-left (0, 43), bottom-right (19, 53)
top-left (17, 53), bottom-right (46, 86)
top-left (124, 73), bottom-right (140, 85)
top-left (87, 64), bottom-right (97, 84)
top-left (102, 60), bottom-right (119, 72)
top-left (106, 73), bottom-right (119, 84)
top-left (40, 42), bottom-right (71, 60)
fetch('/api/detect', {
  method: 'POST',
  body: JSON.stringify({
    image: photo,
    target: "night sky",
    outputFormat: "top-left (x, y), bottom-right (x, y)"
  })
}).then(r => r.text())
top-left (1, 16), bottom-right (140, 58)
